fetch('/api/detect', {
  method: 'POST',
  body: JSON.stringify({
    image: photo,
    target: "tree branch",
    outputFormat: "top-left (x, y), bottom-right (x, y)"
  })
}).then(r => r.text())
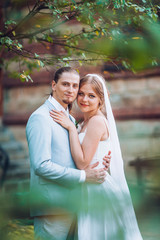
top-left (3, 1), bottom-right (46, 38)
top-left (36, 37), bottom-right (105, 55)
top-left (5, 8), bottom-right (79, 40)
top-left (8, 44), bottom-right (109, 64)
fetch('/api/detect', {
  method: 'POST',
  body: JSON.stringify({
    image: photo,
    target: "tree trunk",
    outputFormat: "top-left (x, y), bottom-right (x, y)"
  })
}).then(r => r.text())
top-left (0, 2), bottom-right (4, 125)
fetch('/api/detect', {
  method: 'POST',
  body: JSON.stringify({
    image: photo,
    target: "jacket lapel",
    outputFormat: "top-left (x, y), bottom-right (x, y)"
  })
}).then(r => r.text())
top-left (45, 99), bottom-right (75, 124)
top-left (44, 99), bottom-right (57, 111)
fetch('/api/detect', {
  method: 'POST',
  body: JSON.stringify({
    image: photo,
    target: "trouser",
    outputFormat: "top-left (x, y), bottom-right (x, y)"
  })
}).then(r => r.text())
top-left (34, 214), bottom-right (76, 240)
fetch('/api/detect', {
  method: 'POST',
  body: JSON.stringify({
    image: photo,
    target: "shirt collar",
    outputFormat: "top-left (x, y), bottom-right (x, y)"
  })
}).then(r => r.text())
top-left (48, 95), bottom-right (69, 116)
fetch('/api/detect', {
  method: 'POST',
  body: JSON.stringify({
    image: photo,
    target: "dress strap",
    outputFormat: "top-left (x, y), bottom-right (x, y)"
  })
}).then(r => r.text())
top-left (78, 122), bottom-right (87, 134)
top-left (101, 117), bottom-right (110, 139)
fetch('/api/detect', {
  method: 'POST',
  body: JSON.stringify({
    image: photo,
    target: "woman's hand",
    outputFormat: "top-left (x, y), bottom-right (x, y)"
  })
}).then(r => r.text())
top-left (103, 151), bottom-right (111, 171)
top-left (49, 110), bottom-right (75, 131)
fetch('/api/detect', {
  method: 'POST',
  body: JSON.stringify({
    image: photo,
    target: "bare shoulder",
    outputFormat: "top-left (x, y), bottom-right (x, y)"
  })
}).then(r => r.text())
top-left (89, 114), bottom-right (106, 124)
top-left (87, 115), bottom-right (106, 131)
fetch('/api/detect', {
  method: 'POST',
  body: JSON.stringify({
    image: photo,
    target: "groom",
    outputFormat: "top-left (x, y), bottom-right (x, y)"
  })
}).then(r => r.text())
top-left (26, 67), bottom-right (111, 240)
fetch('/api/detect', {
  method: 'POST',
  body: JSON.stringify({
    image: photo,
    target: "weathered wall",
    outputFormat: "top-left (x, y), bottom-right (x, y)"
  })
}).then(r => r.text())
top-left (110, 76), bottom-right (160, 109)
top-left (2, 73), bottom-right (160, 189)
top-left (4, 76), bottom-right (160, 116)
top-left (4, 85), bottom-right (50, 114)
top-left (3, 76), bottom-right (160, 157)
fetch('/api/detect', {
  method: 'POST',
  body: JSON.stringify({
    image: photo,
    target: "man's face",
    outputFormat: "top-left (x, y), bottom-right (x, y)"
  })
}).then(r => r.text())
top-left (52, 71), bottom-right (80, 109)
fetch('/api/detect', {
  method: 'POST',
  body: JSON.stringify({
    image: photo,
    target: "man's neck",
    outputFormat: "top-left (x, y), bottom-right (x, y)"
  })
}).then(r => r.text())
top-left (50, 95), bottom-right (68, 110)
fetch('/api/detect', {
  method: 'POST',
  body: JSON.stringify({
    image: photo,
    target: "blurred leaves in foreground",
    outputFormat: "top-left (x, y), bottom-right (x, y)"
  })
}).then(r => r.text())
top-left (89, 20), bottom-right (160, 71)
top-left (1, 219), bottom-right (34, 240)
top-left (0, 179), bottom-right (160, 239)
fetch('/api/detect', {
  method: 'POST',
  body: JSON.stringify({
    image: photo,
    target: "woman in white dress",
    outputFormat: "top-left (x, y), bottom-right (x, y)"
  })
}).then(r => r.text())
top-left (50, 74), bottom-right (143, 240)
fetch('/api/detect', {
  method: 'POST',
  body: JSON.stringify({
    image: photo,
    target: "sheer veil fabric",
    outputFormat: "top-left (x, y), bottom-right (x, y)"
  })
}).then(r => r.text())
top-left (86, 74), bottom-right (143, 239)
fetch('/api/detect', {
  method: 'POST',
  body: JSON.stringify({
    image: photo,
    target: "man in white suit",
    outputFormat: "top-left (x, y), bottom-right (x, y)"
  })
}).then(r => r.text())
top-left (26, 67), bottom-right (111, 240)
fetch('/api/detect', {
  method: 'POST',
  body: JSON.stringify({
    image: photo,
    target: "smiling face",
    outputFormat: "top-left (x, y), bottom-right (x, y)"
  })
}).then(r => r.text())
top-left (77, 83), bottom-right (101, 114)
top-left (52, 71), bottom-right (80, 109)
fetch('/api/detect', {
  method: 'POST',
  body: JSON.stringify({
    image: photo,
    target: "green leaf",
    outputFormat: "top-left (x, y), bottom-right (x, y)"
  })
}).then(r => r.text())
top-left (122, 60), bottom-right (130, 69)
top-left (63, 57), bottom-right (69, 61)
top-left (39, 61), bottom-right (45, 67)
top-left (81, 53), bottom-right (86, 58)
top-left (5, 20), bottom-right (16, 25)
top-left (34, 53), bottom-right (40, 58)
top-left (47, 36), bottom-right (53, 43)
top-left (65, 15), bottom-right (69, 20)
top-left (27, 74), bottom-right (33, 82)
top-left (78, 60), bottom-right (83, 66)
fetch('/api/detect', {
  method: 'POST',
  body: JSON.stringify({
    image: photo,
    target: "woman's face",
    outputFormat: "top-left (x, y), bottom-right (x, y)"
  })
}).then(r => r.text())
top-left (77, 83), bottom-right (100, 114)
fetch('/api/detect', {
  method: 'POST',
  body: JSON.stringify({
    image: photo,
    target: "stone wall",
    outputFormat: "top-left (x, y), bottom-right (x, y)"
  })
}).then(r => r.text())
top-left (4, 85), bottom-right (50, 115)
top-left (3, 75), bottom-right (160, 117)
top-left (2, 73), bottom-right (160, 189)
top-left (110, 76), bottom-right (160, 109)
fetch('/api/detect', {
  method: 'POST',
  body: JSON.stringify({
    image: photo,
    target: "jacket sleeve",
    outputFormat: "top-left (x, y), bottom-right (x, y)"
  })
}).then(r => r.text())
top-left (26, 114), bottom-right (81, 187)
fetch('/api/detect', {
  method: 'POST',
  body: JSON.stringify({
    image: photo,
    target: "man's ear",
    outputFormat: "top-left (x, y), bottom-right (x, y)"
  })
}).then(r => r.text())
top-left (52, 80), bottom-right (56, 92)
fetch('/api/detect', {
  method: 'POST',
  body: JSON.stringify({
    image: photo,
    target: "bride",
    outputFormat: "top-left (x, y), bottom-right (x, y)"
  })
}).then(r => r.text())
top-left (50, 74), bottom-right (143, 240)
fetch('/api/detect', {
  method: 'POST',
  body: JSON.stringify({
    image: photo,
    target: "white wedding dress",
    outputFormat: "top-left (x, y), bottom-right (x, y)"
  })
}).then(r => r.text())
top-left (78, 120), bottom-right (143, 240)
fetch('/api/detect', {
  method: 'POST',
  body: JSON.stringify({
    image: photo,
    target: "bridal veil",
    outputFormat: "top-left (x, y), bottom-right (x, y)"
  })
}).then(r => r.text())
top-left (86, 74), bottom-right (143, 239)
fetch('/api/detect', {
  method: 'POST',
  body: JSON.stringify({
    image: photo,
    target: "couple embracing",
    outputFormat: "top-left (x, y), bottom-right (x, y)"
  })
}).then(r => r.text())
top-left (26, 67), bottom-right (143, 240)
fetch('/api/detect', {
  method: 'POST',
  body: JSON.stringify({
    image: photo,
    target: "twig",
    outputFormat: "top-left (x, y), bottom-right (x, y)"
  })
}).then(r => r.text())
top-left (27, 0), bottom-right (31, 13)
top-left (3, 1), bottom-right (45, 38)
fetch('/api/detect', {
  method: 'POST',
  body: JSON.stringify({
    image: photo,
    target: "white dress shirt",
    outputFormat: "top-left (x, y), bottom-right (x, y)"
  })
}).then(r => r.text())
top-left (48, 95), bottom-right (86, 182)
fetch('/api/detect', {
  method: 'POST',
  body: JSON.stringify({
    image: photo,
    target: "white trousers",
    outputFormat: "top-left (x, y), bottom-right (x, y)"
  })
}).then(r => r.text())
top-left (34, 215), bottom-right (74, 240)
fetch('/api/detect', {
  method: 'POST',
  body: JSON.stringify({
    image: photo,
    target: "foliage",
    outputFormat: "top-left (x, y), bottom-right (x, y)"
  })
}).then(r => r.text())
top-left (2, 220), bottom-right (34, 240)
top-left (0, 0), bottom-right (160, 80)
top-left (0, 183), bottom-right (160, 239)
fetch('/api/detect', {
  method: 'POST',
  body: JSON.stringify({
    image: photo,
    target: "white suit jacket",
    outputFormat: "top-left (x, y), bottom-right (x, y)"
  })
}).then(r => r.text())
top-left (26, 99), bottom-right (81, 217)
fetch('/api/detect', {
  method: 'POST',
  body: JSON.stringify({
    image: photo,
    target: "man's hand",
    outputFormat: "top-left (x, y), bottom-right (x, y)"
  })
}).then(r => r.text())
top-left (103, 151), bottom-right (111, 171)
top-left (85, 162), bottom-right (106, 184)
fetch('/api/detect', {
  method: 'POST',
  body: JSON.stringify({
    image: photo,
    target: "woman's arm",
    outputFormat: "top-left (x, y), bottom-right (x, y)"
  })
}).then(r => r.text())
top-left (50, 110), bottom-right (84, 168)
top-left (78, 116), bottom-right (107, 169)
top-left (50, 110), bottom-right (108, 169)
